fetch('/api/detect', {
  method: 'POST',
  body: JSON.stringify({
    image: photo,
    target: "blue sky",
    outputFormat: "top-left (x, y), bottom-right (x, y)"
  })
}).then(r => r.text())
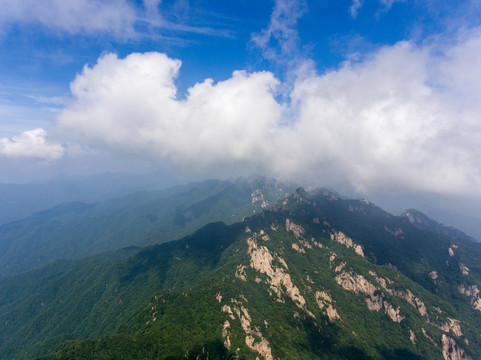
top-left (1, 0), bottom-right (481, 202)
top-left (0, 0), bottom-right (471, 122)
top-left (1, 0), bottom-right (472, 119)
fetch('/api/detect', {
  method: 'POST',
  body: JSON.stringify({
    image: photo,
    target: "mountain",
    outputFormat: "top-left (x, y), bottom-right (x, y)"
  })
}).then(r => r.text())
top-left (0, 178), bottom-right (292, 276)
top-left (1, 188), bottom-right (480, 359)
top-left (401, 209), bottom-right (477, 243)
top-left (364, 192), bottom-right (481, 243)
top-left (0, 172), bottom-right (178, 226)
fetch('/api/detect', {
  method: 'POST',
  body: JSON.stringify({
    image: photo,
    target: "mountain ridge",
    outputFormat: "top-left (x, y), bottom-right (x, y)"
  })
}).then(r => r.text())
top-left (1, 188), bottom-right (480, 359)
top-left (0, 178), bottom-right (293, 277)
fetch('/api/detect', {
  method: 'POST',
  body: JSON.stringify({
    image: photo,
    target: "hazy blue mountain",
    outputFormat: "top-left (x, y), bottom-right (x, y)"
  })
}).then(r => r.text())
top-left (0, 178), bottom-right (292, 276)
top-left (401, 209), bottom-right (477, 243)
top-left (0, 172), bottom-right (178, 226)
top-left (364, 192), bottom-right (481, 243)
top-left (1, 188), bottom-right (480, 359)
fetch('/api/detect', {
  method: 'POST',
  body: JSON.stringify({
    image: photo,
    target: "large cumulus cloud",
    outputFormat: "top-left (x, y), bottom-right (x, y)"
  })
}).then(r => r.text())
top-left (58, 52), bottom-right (282, 173)
top-left (55, 29), bottom-right (481, 195)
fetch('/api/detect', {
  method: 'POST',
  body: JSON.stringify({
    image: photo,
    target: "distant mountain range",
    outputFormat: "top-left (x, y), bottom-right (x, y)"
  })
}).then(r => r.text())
top-left (0, 178), bottom-right (293, 276)
top-left (0, 172), bottom-right (179, 226)
top-left (1, 186), bottom-right (480, 359)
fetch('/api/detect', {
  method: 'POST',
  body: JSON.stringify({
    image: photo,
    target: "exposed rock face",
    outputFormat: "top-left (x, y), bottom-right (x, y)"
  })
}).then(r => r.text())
top-left (384, 226), bottom-right (405, 238)
top-left (315, 291), bottom-right (341, 322)
top-left (222, 305), bottom-right (235, 320)
top-left (251, 189), bottom-right (269, 209)
top-left (459, 284), bottom-right (479, 298)
top-left (322, 191), bottom-right (339, 201)
top-left (442, 334), bottom-right (472, 360)
top-left (459, 284), bottom-right (481, 311)
top-left (383, 302), bottom-right (404, 323)
top-left (291, 243), bottom-right (305, 253)
top-left (422, 328), bottom-right (437, 346)
top-left (329, 252), bottom-right (337, 268)
top-left (247, 237), bottom-right (306, 309)
top-left (441, 318), bottom-right (463, 337)
top-left (222, 320), bottom-right (231, 349)
top-left (369, 271), bottom-right (427, 318)
top-left (236, 265), bottom-right (247, 281)
top-left (334, 262), bottom-right (346, 273)
top-left (391, 289), bottom-right (427, 317)
top-left (366, 296), bottom-right (383, 311)
top-left (405, 212), bottom-right (416, 223)
top-left (429, 271), bottom-right (439, 280)
top-left (449, 247), bottom-right (455, 257)
top-left (369, 271), bottom-right (393, 289)
top-left (330, 231), bottom-right (364, 257)
top-left (222, 298), bottom-right (274, 360)
top-left (299, 238), bottom-right (312, 249)
top-left (245, 336), bottom-right (273, 360)
top-left (410, 329), bottom-right (417, 345)
top-left (335, 271), bottom-right (377, 296)
top-left (312, 238), bottom-right (323, 248)
top-left (326, 306), bottom-right (340, 322)
top-left (335, 271), bottom-right (404, 322)
top-left (285, 219), bottom-right (305, 239)
top-left (459, 263), bottom-right (470, 276)
top-left (405, 211), bottom-right (426, 225)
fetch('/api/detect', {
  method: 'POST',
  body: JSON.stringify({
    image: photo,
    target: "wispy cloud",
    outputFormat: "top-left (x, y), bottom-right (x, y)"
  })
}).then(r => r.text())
top-left (349, 0), bottom-right (405, 18)
top-left (0, 92), bottom-right (60, 137)
top-left (0, 0), bottom-right (138, 38)
top-left (0, 0), bottom-right (232, 40)
top-left (350, 0), bottom-right (363, 18)
top-left (379, 0), bottom-right (406, 10)
top-left (251, 0), bottom-right (307, 66)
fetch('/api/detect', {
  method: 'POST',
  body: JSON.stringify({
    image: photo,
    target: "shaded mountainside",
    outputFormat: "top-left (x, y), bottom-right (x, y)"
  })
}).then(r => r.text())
top-left (0, 178), bottom-right (292, 277)
top-left (401, 209), bottom-right (477, 244)
top-left (1, 189), bottom-right (480, 359)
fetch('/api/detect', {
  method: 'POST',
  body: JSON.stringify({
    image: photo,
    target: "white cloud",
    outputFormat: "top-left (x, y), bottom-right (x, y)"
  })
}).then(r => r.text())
top-left (0, 128), bottom-right (65, 160)
top-left (56, 27), bottom-right (481, 196)
top-left (380, 0), bottom-right (405, 10)
top-left (58, 52), bottom-right (281, 172)
top-left (251, 0), bottom-right (307, 65)
top-left (0, 0), bottom-right (138, 38)
top-left (288, 41), bottom-right (469, 193)
top-left (349, 0), bottom-right (405, 18)
top-left (350, 0), bottom-right (363, 18)
top-left (0, 0), bottom-right (230, 39)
